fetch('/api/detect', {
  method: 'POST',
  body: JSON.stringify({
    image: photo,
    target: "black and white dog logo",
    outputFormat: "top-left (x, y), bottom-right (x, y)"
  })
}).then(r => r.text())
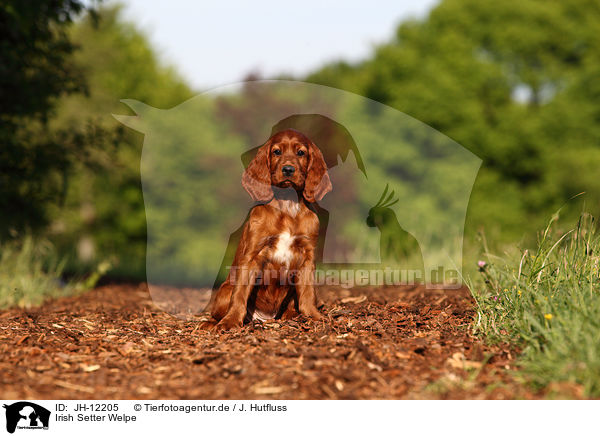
top-left (3, 402), bottom-right (50, 433)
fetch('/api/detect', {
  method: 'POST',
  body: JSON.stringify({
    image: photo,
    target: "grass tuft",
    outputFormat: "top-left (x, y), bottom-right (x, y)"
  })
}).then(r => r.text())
top-left (469, 212), bottom-right (600, 397)
top-left (0, 236), bottom-right (109, 309)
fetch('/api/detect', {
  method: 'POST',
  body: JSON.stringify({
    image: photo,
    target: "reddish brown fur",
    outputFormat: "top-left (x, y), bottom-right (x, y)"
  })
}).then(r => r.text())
top-left (202, 129), bottom-right (332, 331)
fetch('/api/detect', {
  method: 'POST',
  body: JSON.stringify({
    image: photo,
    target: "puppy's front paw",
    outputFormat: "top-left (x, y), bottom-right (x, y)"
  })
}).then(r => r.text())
top-left (215, 315), bottom-right (243, 331)
top-left (300, 305), bottom-right (323, 321)
top-left (198, 319), bottom-right (218, 331)
top-left (308, 311), bottom-right (323, 321)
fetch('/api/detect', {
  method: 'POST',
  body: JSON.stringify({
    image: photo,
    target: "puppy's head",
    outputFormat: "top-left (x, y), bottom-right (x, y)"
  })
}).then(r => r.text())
top-left (242, 129), bottom-right (332, 203)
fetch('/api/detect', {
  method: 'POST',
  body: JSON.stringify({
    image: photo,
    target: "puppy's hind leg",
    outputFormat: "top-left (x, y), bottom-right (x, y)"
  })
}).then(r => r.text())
top-left (198, 282), bottom-right (233, 330)
top-left (277, 288), bottom-right (299, 320)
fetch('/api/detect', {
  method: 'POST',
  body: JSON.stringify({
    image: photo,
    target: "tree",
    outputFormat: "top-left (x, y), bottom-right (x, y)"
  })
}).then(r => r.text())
top-left (0, 0), bottom-right (100, 236)
top-left (307, 0), bottom-right (600, 242)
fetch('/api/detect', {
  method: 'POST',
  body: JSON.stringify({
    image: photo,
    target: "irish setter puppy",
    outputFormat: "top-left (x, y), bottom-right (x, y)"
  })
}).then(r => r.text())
top-left (202, 129), bottom-right (332, 331)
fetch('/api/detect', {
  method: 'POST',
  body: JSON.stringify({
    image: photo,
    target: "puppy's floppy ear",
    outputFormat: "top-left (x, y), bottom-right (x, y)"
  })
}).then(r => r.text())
top-left (242, 140), bottom-right (274, 202)
top-left (303, 140), bottom-right (332, 203)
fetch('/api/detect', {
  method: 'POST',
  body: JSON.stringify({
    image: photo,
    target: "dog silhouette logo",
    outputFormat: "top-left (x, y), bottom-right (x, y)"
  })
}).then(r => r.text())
top-left (114, 79), bottom-right (481, 318)
top-left (3, 402), bottom-right (50, 433)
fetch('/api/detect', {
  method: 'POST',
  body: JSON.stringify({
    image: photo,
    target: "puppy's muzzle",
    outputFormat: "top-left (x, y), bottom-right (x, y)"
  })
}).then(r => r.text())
top-left (282, 165), bottom-right (295, 177)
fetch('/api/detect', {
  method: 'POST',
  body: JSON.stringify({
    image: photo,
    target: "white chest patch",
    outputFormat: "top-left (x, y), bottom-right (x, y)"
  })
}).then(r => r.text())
top-left (272, 232), bottom-right (295, 266)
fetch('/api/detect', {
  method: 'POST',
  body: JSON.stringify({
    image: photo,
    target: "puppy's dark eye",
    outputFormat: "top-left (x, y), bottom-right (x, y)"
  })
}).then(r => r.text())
top-left (297, 150), bottom-right (305, 156)
top-left (273, 149), bottom-right (282, 156)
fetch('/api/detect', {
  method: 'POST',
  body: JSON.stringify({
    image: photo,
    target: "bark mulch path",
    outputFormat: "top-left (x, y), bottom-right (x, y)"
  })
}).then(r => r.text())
top-left (0, 284), bottom-right (537, 399)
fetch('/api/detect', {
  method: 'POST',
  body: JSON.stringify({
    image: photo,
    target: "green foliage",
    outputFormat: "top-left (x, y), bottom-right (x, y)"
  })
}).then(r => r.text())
top-left (0, 0), bottom-right (86, 119)
top-left (1, 3), bottom-right (194, 284)
top-left (6, 0), bottom-right (600, 287)
top-left (49, 5), bottom-right (194, 279)
top-left (470, 212), bottom-right (600, 396)
top-left (307, 0), bottom-right (600, 245)
top-left (0, 236), bottom-right (105, 308)
top-left (0, 0), bottom-right (103, 235)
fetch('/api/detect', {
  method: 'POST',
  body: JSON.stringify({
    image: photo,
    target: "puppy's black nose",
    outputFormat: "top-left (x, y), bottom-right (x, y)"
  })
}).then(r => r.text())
top-left (282, 165), bottom-right (295, 176)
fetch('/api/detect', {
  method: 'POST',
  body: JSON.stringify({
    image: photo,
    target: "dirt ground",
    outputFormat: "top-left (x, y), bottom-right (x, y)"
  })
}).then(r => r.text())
top-left (0, 283), bottom-right (538, 399)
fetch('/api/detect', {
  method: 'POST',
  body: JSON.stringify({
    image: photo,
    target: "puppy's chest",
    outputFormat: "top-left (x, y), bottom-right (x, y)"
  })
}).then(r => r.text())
top-left (272, 231), bottom-right (302, 266)
top-left (261, 231), bottom-right (309, 267)
top-left (272, 231), bottom-right (296, 265)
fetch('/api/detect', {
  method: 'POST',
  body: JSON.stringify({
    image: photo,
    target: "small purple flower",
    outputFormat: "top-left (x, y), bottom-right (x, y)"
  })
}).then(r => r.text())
top-left (478, 260), bottom-right (487, 272)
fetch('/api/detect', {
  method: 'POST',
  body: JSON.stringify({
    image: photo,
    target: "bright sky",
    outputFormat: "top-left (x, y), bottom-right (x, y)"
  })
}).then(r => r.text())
top-left (119, 0), bottom-right (439, 92)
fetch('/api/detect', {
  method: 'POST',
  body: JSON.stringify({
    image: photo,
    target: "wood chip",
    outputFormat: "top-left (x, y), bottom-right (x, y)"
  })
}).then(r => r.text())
top-left (253, 385), bottom-right (284, 395)
top-left (35, 365), bottom-right (52, 372)
top-left (340, 295), bottom-right (367, 304)
top-left (54, 380), bottom-right (95, 393)
top-left (366, 361), bottom-right (383, 372)
top-left (446, 352), bottom-right (483, 370)
top-left (117, 341), bottom-right (136, 356)
top-left (81, 364), bottom-right (100, 372)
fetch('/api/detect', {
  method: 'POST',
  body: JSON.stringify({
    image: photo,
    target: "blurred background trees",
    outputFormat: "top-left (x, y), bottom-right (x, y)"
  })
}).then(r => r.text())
top-left (2, 0), bottom-right (600, 284)
top-left (49, 5), bottom-right (193, 279)
top-left (308, 0), bottom-right (600, 242)
top-left (0, 0), bottom-right (93, 236)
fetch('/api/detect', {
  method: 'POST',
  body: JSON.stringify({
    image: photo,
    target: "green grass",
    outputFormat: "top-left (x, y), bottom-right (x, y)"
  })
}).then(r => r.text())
top-left (0, 236), bottom-right (109, 309)
top-left (469, 212), bottom-right (600, 397)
